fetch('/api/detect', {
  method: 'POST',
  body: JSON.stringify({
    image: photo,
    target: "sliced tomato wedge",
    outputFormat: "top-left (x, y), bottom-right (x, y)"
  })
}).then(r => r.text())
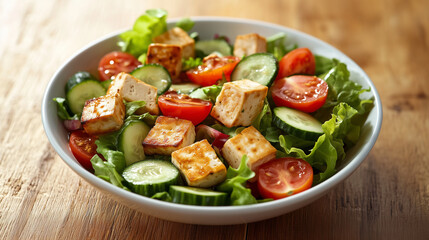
top-left (186, 55), bottom-right (240, 86)
top-left (270, 75), bottom-right (328, 113)
top-left (158, 91), bottom-right (213, 125)
top-left (98, 51), bottom-right (141, 81)
top-left (277, 48), bottom-right (316, 79)
top-left (257, 158), bottom-right (313, 200)
top-left (69, 130), bottom-right (99, 171)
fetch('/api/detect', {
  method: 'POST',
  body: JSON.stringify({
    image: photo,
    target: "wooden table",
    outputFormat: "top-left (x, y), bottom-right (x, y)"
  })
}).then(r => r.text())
top-left (1, 0), bottom-right (428, 239)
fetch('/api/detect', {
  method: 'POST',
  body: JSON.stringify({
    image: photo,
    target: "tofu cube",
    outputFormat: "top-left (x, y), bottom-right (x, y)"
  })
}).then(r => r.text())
top-left (233, 33), bottom-right (267, 57)
top-left (143, 116), bottom-right (195, 155)
top-left (107, 72), bottom-right (159, 115)
top-left (152, 27), bottom-right (195, 59)
top-left (146, 43), bottom-right (182, 80)
top-left (81, 93), bottom-right (125, 135)
top-left (171, 139), bottom-right (227, 187)
top-left (222, 126), bottom-right (277, 180)
top-left (210, 79), bottom-right (268, 127)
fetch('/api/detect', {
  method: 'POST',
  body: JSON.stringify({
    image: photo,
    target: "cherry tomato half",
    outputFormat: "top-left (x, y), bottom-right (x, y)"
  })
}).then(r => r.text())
top-left (98, 51), bottom-right (141, 81)
top-left (186, 55), bottom-right (240, 86)
top-left (270, 75), bottom-right (328, 112)
top-left (278, 48), bottom-right (316, 79)
top-left (257, 158), bottom-right (313, 200)
top-left (158, 91), bottom-right (213, 125)
top-left (69, 130), bottom-right (98, 171)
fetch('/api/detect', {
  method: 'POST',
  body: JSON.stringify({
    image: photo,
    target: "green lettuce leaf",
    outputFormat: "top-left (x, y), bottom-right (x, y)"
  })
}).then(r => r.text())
top-left (94, 133), bottom-right (126, 173)
top-left (211, 124), bottom-right (245, 138)
top-left (315, 55), bottom-right (336, 76)
top-left (181, 57), bottom-right (202, 71)
top-left (216, 155), bottom-right (258, 205)
top-left (189, 85), bottom-right (223, 103)
top-left (124, 100), bottom-right (146, 116)
top-left (118, 9), bottom-right (168, 57)
top-left (279, 103), bottom-right (361, 183)
top-left (319, 61), bottom-right (372, 115)
top-left (252, 99), bottom-right (281, 142)
top-left (124, 112), bottom-right (158, 127)
top-left (175, 18), bottom-right (194, 32)
top-left (151, 192), bottom-right (172, 202)
top-left (53, 98), bottom-right (78, 120)
top-left (266, 33), bottom-right (297, 60)
top-left (90, 155), bottom-right (129, 190)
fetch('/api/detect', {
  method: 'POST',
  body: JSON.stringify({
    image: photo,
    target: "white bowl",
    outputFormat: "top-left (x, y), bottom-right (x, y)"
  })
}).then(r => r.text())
top-left (41, 17), bottom-right (382, 225)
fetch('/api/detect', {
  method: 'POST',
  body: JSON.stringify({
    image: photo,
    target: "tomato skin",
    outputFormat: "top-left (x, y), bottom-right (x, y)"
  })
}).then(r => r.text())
top-left (158, 91), bottom-right (213, 125)
top-left (186, 56), bottom-right (240, 86)
top-left (69, 130), bottom-right (99, 171)
top-left (278, 48), bottom-right (316, 79)
top-left (98, 51), bottom-right (141, 81)
top-left (257, 158), bottom-right (313, 200)
top-left (271, 75), bottom-right (328, 113)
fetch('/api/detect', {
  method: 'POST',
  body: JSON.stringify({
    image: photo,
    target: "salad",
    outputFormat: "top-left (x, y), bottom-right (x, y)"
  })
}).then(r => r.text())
top-left (53, 9), bottom-right (373, 206)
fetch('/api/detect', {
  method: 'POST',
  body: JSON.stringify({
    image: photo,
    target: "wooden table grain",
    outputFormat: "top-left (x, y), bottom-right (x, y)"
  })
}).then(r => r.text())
top-left (1, 0), bottom-right (428, 239)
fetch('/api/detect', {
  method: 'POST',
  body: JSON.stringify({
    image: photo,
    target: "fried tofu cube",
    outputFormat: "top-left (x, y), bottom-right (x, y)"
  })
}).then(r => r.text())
top-left (146, 43), bottom-right (182, 80)
top-left (81, 93), bottom-right (125, 135)
top-left (152, 27), bottom-right (195, 59)
top-left (222, 126), bottom-right (276, 180)
top-left (107, 72), bottom-right (159, 115)
top-left (210, 79), bottom-right (268, 127)
top-left (233, 33), bottom-right (267, 57)
top-left (142, 116), bottom-right (195, 155)
top-left (171, 139), bottom-right (227, 187)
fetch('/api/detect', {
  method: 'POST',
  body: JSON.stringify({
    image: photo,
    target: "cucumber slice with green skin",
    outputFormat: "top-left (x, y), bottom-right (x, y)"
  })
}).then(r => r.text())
top-left (65, 71), bottom-right (97, 93)
top-left (273, 107), bottom-right (324, 141)
top-left (122, 160), bottom-right (179, 197)
top-left (66, 79), bottom-right (106, 115)
top-left (131, 64), bottom-right (172, 95)
top-left (195, 39), bottom-right (232, 57)
top-left (169, 185), bottom-right (228, 206)
top-left (118, 120), bottom-right (151, 166)
top-left (230, 53), bottom-right (278, 86)
top-left (168, 83), bottom-right (200, 94)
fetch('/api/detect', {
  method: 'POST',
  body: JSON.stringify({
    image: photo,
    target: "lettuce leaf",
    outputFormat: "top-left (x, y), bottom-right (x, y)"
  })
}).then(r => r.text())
top-left (151, 192), bottom-right (172, 202)
top-left (94, 133), bottom-right (126, 173)
top-left (175, 18), bottom-right (194, 32)
top-left (211, 124), bottom-right (245, 138)
top-left (118, 9), bottom-right (168, 57)
top-left (53, 97), bottom-right (78, 120)
top-left (181, 57), bottom-right (202, 71)
top-left (216, 155), bottom-right (258, 205)
top-left (124, 100), bottom-right (146, 116)
top-left (189, 85), bottom-right (223, 103)
top-left (319, 61), bottom-right (372, 115)
top-left (125, 113), bottom-right (157, 127)
top-left (315, 55), bottom-right (336, 76)
top-left (279, 103), bottom-right (361, 183)
top-left (266, 33), bottom-right (297, 60)
top-left (90, 155), bottom-right (129, 190)
top-left (252, 99), bottom-right (281, 142)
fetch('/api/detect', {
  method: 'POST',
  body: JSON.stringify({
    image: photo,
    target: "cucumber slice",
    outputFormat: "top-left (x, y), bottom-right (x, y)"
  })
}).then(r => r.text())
top-left (66, 79), bottom-right (106, 115)
top-left (273, 107), bottom-right (324, 141)
top-left (118, 120), bottom-right (151, 166)
top-left (231, 53), bottom-right (278, 86)
top-left (122, 160), bottom-right (179, 197)
top-left (65, 71), bottom-right (96, 93)
top-left (168, 83), bottom-right (200, 94)
top-left (195, 39), bottom-right (232, 57)
top-left (169, 185), bottom-right (228, 206)
top-left (131, 64), bottom-right (172, 95)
